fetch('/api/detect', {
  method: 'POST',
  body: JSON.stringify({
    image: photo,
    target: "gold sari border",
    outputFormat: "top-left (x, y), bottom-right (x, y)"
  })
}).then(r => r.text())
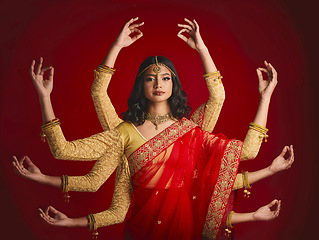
top-left (203, 139), bottom-right (243, 239)
top-left (127, 118), bottom-right (197, 176)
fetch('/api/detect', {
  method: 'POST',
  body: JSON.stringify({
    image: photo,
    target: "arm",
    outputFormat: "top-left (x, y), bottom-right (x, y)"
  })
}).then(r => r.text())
top-left (231, 199), bottom-right (281, 225)
top-left (240, 61), bottom-right (278, 160)
top-left (178, 18), bottom-right (224, 132)
top-left (92, 17), bottom-right (143, 131)
top-left (232, 145), bottom-right (294, 190)
top-left (38, 159), bottom-right (132, 230)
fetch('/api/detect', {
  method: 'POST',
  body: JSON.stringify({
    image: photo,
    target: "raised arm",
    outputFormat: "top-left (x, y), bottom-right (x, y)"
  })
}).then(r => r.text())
top-left (177, 18), bottom-right (224, 132)
top-left (92, 17), bottom-right (144, 130)
top-left (240, 61), bottom-right (278, 160)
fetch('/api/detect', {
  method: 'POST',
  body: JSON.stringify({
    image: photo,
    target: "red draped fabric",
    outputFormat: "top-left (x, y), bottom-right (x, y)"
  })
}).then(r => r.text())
top-left (124, 119), bottom-right (243, 239)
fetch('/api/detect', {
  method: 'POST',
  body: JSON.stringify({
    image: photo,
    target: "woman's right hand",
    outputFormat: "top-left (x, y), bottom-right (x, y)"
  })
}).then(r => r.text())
top-left (39, 206), bottom-right (72, 227)
top-left (12, 155), bottom-right (44, 183)
top-left (113, 17), bottom-right (144, 49)
top-left (30, 57), bottom-right (54, 99)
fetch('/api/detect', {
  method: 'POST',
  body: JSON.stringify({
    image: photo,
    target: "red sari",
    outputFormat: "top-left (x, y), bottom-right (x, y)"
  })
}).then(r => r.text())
top-left (124, 118), bottom-right (242, 239)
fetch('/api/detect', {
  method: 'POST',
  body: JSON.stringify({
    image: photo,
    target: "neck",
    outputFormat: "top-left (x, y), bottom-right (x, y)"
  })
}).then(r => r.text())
top-left (147, 101), bottom-right (171, 115)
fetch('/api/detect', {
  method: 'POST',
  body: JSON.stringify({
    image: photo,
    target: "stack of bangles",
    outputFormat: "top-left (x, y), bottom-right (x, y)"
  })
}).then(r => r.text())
top-left (249, 122), bottom-right (269, 142)
top-left (97, 64), bottom-right (115, 74)
top-left (87, 214), bottom-right (98, 239)
top-left (40, 118), bottom-right (60, 142)
top-left (203, 70), bottom-right (223, 83)
top-left (225, 210), bottom-right (234, 237)
top-left (61, 175), bottom-right (70, 203)
top-left (242, 171), bottom-right (251, 198)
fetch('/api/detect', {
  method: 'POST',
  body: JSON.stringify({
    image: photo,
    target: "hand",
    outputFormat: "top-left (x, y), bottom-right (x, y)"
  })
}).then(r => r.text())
top-left (30, 57), bottom-right (54, 99)
top-left (256, 61), bottom-right (278, 100)
top-left (253, 199), bottom-right (281, 221)
top-left (269, 145), bottom-right (294, 174)
top-left (39, 206), bottom-right (72, 227)
top-left (12, 156), bottom-right (44, 183)
top-left (177, 18), bottom-right (207, 52)
top-left (113, 17), bottom-right (144, 49)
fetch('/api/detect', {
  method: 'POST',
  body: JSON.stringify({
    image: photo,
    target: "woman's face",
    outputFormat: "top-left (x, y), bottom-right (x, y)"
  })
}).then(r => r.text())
top-left (143, 65), bottom-right (173, 103)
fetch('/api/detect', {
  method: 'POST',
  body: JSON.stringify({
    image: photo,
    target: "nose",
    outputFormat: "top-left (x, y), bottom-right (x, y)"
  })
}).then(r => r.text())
top-left (154, 78), bottom-right (162, 89)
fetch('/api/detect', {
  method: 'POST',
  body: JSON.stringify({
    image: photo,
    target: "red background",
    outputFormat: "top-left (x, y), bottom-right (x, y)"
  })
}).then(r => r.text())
top-left (1, 0), bottom-right (317, 239)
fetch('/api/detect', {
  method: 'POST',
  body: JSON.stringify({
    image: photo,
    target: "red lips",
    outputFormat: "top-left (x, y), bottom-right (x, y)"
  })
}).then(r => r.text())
top-left (153, 91), bottom-right (165, 96)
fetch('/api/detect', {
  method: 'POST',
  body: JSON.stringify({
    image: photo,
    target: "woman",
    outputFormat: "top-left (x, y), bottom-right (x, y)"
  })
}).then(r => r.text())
top-left (14, 18), bottom-right (287, 239)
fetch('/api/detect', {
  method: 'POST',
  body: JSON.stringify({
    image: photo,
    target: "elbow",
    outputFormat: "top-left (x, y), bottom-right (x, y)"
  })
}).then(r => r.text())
top-left (240, 149), bottom-right (258, 161)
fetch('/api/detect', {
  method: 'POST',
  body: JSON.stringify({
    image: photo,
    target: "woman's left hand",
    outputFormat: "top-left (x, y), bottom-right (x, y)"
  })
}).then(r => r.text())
top-left (257, 61), bottom-right (278, 100)
top-left (268, 145), bottom-right (294, 174)
top-left (177, 18), bottom-right (207, 52)
top-left (253, 199), bottom-right (281, 221)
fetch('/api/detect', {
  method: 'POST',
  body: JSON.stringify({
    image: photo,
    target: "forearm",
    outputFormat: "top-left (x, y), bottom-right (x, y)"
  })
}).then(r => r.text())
top-left (39, 96), bottom-right (56, 123)
top-left (251, 97), bottom-right (270, 128)
top-left (231, 212), bottom-right (255, 225)
top-left (247, 167), bottom-right (273, 185)
top-left (67, 217), bottom-right (88, 228)
top-left (198, 47), bottom-right (217, 74)
top-left (101, 44), bottom-right (122, 67)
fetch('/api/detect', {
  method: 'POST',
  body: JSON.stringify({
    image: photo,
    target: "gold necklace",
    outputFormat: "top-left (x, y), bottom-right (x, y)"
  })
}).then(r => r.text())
top-left (145, 112), bottom-right (173, 130)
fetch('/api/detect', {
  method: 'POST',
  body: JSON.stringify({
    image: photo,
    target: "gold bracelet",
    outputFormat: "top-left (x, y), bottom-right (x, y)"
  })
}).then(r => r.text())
top-left (203, 70), bottom-right (220, 79)
top-left (97, 65), bottom-right (115, 74)
top-left (242, 171), bottom-right (251, 198)
top-left (87, 214), bottom-right (98, 239)
top-left (40, 119), bottom-right (61, 142)
top-left (61, 175), bottom-right (70, 203)
top-left (225, 210), bottom-right (234, 237)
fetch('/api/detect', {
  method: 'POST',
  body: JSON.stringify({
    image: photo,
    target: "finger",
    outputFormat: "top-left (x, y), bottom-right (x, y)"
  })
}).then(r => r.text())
top-left (256, 69), bottom-right (263, 82)
top-left (48, 67), bottom-right (54, 82)
top-left (40, 66), bottom-right (52, 75)
top-left (258, 68), bottom-right (268, 73)
top-left (177, 30), bottom-right (189, 43)
top-left (177, 24), bottom-right (192, 31)
top-left (184, 18), bottom-right (195, 29)
top-left (36, 57), bottom-right (43, 75)
top-left (269, 63), bottom-right (277, 82)
top-left (129, 22), bottom-right (144, 29)
top-left (45, 206), bottom-right (50, 216)
top-left (18, 155), bottom-right (26, 165)
top-left (193, 19), bottom-right (200, 32)
top-left (126, 17), bottom-right (139, 27)
top-left (48, 206), bottom-right (59, 215)
top-left (131, 32), bottom-right (143, 42)
top-left (24, 156), bottom-right (35, 167)
top-left (267, 199), bottom-right (278, 208)
top-left (279, 146), bottom-right (288, 157)
top-left (30, 60), bottom-right (36, 77)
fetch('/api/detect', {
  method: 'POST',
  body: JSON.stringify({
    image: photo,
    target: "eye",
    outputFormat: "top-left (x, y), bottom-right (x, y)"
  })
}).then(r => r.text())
top-left (145, 77), bottom-right (155, 82)
top-left (163, 77), bottom-right (171, 81)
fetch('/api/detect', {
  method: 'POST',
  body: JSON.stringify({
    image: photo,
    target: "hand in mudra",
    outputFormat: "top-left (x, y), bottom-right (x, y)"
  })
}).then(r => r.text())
top-left (30, 57), bottom-right (54, 99)
top-left (253, 199), bottom-right (281, 221)
top-left (269, 145), bottom-right (294, 174)
top-left (257, 61), bottom-right (278, 100)
top-left (39, 206), bottom-right (72, 227)
top-left (12, 155), bottom-right (43, 183)
top-left (177, 18), bottom-right (206, 52)
top-left (113, 17), bottom-right (144, 48)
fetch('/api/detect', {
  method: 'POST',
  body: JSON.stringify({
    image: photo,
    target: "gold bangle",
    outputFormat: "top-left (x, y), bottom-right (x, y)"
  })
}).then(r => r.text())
top-left (203, 70), bottom-right (220, 79)
top-left (40, 119), bottom-right (61, 142)
top-left (249, 123), bottom-right (269, 142)
top-left (225, 211), bottom-right (234, 237)
top-left (61, 175), bottom-right (70, 203)
top-left (97, 65), bottom-right (116, 74)
top-left (87, 214), bottom-right (98, 239)
top-left (242, 171), bottom-right (251, 198)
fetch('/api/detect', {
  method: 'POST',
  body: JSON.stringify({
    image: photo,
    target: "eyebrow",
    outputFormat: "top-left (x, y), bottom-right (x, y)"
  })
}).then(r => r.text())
top-left (144, 73), bottom-right (171, 77)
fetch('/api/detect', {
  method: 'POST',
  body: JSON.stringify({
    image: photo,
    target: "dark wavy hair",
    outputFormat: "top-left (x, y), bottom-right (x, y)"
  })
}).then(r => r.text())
top-left (122, 56), bottom-right (191, 124)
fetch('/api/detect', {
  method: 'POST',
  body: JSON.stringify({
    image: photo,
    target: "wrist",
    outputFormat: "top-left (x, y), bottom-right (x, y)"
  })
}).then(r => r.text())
top-left (197, 46), bottom-right (208, 54)
top-left (260, 95), bottom-right (271, 103)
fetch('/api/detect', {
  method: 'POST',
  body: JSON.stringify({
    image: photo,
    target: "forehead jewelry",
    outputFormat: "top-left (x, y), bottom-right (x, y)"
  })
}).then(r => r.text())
top-left (137, 56), bottom-right (176, 78)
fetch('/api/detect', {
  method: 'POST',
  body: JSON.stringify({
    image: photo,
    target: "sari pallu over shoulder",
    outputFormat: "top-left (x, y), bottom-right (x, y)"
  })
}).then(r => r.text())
top-left (125, 118), bottom-right (243, 240)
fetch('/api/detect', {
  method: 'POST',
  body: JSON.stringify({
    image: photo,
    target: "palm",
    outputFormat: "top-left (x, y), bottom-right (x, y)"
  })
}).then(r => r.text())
top-left (39, 206), bottom-right (72, 227)
top-left (114, 17), bottom-right (144, 48)
top-left (257, 61), bottom-right (278, 99)
top-left (12, 156), bottom-right (43, 182)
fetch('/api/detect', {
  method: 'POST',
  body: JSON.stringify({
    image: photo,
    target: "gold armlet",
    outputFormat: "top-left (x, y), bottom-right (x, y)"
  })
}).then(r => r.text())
top-left (61, 175), bottom-right (70, 203)
top-left (249, 122), bottom-right (269, 142)
top-left (40, 118), bottom-right (61, 142)
top-left (242, 171), bottom-right (251, 198)
top-left (225, 210), bottom-right (234, 237)
top-left (87, 214), bottom-right (98, 239)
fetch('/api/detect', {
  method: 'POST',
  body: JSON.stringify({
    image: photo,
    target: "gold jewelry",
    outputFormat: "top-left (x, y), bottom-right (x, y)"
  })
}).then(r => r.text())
top-left (225, 210), bottom-right (234, 237)
top-left (242, 171), bottom-right (251, 198)
top-left (145, 112), bottom-right (174, 130)
top-left (249, 123), bottom-right (269, 142)
top-left (203, 70), bottom-right (220, 79)
top-left (137, 56), bottom-right (176, 78)
top-left (97, 65), bottom-right (115, 74)
top-left (61, 175), bottom-right (70, 203)
top-left (87, 214), bottom-right (98, 239)
top-left (40, 118), bottom-right (61, 142)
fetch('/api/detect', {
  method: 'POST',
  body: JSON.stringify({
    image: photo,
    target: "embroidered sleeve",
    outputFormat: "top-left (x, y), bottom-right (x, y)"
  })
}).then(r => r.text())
top-left (93, 158), bottom-right (133, 227)
top-left (42, 124), bottom-right (122, 161)
top-left (92, 68), bottom-right (123, 131)
top-left (190, 75), bottom-right (225, 132)
top-left (241, 128), bottom-right (263, 160)
top-left (232, 173), bottom-right (243, 190)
